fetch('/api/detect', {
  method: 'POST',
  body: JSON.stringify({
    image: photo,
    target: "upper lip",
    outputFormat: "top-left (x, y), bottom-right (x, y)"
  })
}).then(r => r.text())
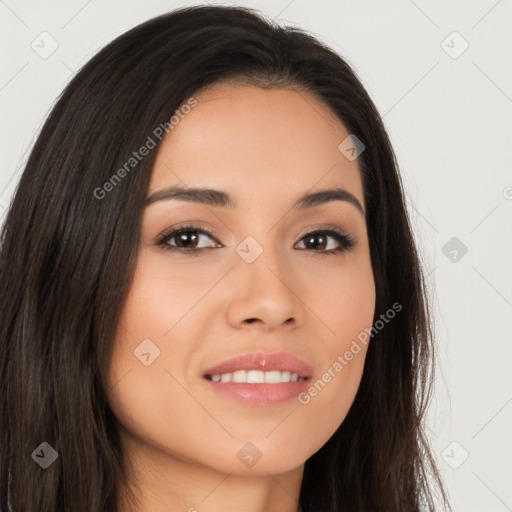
top-left (202, 352), bottom-right (314, 378)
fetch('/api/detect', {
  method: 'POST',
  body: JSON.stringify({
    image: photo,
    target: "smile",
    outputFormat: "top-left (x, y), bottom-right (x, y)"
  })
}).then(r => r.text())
top-left (204, 370), bottom-right (307, 383)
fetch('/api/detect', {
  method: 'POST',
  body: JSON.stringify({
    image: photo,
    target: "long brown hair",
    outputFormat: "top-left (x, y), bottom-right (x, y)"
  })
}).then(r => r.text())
top-left (0, 5), bottom-right (451, 511)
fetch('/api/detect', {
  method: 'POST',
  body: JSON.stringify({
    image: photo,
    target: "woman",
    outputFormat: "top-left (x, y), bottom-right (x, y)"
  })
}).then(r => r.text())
top-left (0, 5), bottom-right (451, 511)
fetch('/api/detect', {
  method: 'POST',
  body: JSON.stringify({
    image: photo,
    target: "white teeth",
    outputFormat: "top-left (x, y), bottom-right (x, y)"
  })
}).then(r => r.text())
top-left (280, 371), bottom-right (291, 383)
top-left (247, 370), bottom-right (265, 383)
top-left (265, 370), bottom-right (284, 383)
top-left (208, 370), bottom-right (302, 384)
top-left (232, 370), bottom-right (247, 383)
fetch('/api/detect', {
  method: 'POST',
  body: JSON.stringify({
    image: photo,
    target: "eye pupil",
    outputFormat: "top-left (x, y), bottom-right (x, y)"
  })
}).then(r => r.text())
top-left (176, 231), bottom-right (198, 248)
top-left (306, 234), bottom-right (326, 250)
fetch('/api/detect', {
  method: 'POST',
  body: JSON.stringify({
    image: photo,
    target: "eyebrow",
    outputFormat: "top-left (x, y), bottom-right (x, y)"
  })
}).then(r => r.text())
top-left (145, 185), bottom-right (365, 216)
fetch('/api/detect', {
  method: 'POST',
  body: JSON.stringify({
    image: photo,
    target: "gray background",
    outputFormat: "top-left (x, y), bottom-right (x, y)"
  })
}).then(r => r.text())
top-left (1, 1), bottom-right (511, 510)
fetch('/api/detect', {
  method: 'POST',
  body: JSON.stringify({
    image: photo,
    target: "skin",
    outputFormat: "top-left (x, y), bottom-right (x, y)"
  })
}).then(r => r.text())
top-left (106, 82), bottom-right (376, 512)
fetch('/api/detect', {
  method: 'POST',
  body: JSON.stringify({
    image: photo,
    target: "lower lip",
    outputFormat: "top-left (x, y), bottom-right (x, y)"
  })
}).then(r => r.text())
top-left (203, 377), bottom-right (311, 405)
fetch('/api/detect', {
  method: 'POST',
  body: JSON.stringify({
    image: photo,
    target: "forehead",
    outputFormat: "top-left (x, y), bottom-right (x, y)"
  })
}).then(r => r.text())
top-left (148, 83), bottom-right (364, 210)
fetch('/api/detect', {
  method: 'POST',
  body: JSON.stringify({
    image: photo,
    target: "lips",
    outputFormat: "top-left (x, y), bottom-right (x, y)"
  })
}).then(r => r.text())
top-left (202, 351), bottom-right (314, 379)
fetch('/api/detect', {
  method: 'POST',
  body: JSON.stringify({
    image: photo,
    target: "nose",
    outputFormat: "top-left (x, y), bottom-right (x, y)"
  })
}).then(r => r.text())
top-left (225, 245), bottom-right (302, 332)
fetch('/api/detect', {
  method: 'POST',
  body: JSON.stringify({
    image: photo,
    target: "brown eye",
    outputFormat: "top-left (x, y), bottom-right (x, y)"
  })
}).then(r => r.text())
top-left (157, 226), bottom-right (220, 253)
top-left (295, 229), bottom-right (356, 254)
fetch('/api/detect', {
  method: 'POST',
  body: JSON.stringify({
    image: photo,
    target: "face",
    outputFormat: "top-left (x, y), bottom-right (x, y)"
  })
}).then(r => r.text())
top-left (106, 83), bottom-right (376, 477)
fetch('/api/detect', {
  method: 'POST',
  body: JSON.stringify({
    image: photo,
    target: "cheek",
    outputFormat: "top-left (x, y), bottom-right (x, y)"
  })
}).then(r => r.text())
top-left (295, 302), bottom-right (373, 447)
top-left (108, 249), bottom-right (225, 379)
top-left (106, 250), bottom-right (236, 465)
top-left (307, 248), bottom-right (376, 338)
top-left (295, 253), bottom-right (375, 434)
top-left (105, 251), bottom-right (190, 376)
top-left (118, 249), bottom-right (215, 336)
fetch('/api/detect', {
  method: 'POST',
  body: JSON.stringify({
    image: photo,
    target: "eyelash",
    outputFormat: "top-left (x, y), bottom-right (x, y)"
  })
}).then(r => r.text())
top-left (156, 224), bottom-right (356, 256)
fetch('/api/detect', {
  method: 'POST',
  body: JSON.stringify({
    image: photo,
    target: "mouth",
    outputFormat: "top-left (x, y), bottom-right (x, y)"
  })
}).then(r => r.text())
top-left (203, 370), bottom-right (311, 383)
top-left (201, 351), bottom-right (314, 380)
top-left (201, 352), bottom-right (313, 405)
